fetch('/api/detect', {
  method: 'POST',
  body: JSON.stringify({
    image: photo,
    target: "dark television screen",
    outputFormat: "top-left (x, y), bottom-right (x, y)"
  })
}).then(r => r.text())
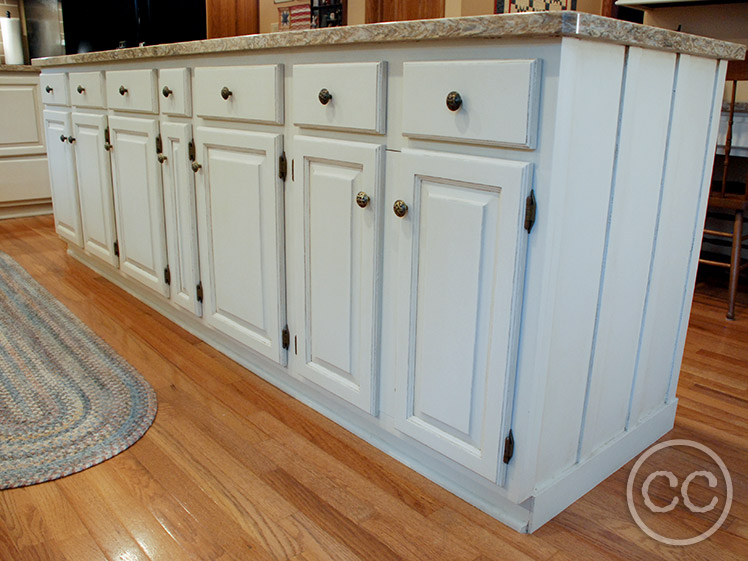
top-left (61, 0), bottom-right (206, 54)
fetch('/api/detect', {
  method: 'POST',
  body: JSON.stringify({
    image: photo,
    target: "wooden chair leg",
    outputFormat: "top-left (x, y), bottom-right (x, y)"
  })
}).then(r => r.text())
top-left (727, 210), bottom-right (743, 320)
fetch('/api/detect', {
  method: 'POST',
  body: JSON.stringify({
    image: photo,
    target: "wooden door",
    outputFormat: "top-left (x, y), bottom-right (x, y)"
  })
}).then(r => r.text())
top-left (43, 110), bottom-right (83, 247)
top-left (194, 126), bottom-right (286, 365)
top-left (366, 0), bottom-right (444, 23)
top-left (161, 121), bottom-right (202, 316)
top-left (206, 0), bottom-right (259, 38)
top-left (291, 136), bottom-right (384, 414)
top-left (108, 115), bottom-right (170, 297)
top-left (71, 112), bottom-right (118, 267)
top-left (391, 149), bottom-right (531, 482)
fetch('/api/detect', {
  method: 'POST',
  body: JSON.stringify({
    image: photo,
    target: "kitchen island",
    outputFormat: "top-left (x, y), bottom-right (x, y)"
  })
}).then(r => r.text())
top-left (33, 12), bottom-right (745, 532)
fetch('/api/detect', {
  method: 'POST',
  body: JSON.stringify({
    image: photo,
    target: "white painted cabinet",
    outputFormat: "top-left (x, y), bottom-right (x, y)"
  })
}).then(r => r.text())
top-left (390, 149), bottom-right (532, 481)
top-left (71, 112), bottom-right (118, 267)
top-left (108, 115), bottom-right (170, 297)
top-left (290, 136), bottom-right (384, 413)
top-left (160, 122), bottom-right (202, 316)
top-left (194, 126), bottom-right (286, 365)
top-left (43, 110), bottom-right (82, 247)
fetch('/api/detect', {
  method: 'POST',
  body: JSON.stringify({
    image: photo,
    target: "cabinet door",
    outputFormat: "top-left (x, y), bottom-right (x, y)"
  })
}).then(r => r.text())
top-left (194, 126), bottom-right (286, 365)
top-left (71, 112), bottom-right (118, 267)
top-left (43, 110), bottom-right (82, 247)
top-left (161, 122), bottom-right (202, 316)
top-left (391, 149), bottom-right (531, 481)
top-left (292, 136), bottom-right (384, 414)
top-left (109, 115), bottom-right (170, 297)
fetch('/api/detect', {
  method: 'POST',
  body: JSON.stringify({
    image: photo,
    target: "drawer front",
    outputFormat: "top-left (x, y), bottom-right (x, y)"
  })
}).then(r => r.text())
top-left (40, 73), bottom-right (69, 106)
top-left (159, 68), bottom-right (192, 117)
top-left (293, 62), bottom-right (386, 134)
top-left (193, 65), bottom-right (283, 124)
top-left (69, 71), bottom-right (106, 109)
top-left (106, 69), bottom-right (157, 113)
top-left (402, 59), bottom-right (540, 149)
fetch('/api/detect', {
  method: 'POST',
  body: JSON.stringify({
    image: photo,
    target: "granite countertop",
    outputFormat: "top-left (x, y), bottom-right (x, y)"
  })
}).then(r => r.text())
top-left (0, 64), bottom-right (38, 72)
top-left (32, 11), bottom-right (746, 68)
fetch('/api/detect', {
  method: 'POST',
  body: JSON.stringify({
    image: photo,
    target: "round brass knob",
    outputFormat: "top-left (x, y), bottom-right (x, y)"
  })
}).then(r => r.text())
top-left (446, 91), bottom-right (462, 112)
top-left (119, 85), bottom-right (128, 96)
top-left (356, 192), bottom-right (370, 209)
top-left (393, 200), bottom-right (408, 218)
top-left (191, 161), bottom-right (202, 172)
top-left (77, 85), bottom-right (85, 94)
top-left (67, 136), bottom-right (76, 144)
top-left (162, 86), bottom-right (173, 98)
top-left (318, 88), bottom-right (332, 105)
top-left (157, 154), bottom-right (168, 164)
top-left (60, 134), bottom-right (67, 143)
top-left (220, 86), bottom-right (232, 100)
top-left (45, 85), bottom-right (53, 93)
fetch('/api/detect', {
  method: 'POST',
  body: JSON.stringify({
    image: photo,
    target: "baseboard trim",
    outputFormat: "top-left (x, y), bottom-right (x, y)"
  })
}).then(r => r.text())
top-left (0, 199), bottom-right (53, 219)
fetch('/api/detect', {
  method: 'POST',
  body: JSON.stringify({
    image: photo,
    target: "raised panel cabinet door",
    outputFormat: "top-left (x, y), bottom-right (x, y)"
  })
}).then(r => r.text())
top-left (194, 126), bottom-right (286, 365)
top-left (43, 110), bottom-right (83, 247)
top-left (391, 149), bottom-right (531, 482)
top-left (161, 121), bottom-right (202, 316)
top-left (71, 112), bottom-right (118, 267)
top-left (108, 115), bottom-right (170, 297)
top-left (292, 136), bottom-right (384, 414)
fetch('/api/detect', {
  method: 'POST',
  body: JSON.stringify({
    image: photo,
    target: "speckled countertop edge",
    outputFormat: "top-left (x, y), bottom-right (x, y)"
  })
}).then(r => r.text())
top-left (32, 12), bottom-right (746, 68)
top-left (0, 64), bottom-right (39, 72)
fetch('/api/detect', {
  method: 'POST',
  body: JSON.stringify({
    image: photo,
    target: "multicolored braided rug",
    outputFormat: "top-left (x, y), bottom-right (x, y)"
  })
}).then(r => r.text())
top-left (0, 252), bottom-right (157, 489)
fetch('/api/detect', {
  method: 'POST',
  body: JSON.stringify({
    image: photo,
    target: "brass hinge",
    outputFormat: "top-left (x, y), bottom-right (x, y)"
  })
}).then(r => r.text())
top-left (503, 429), bottom-right (514, 464)
top-left (113, 240), bottom-right (119, 257)
top-left (196, 282), bottom-right (203, 303)
top-left (188, 140), bottom-right (196, 162)
top-left (279, 152), bottom-right (287, 181)
top-left (156, 134), bottom-right (163, 154)
top-left (164, 266), bottom-right (171, 285)
top-left (524, 190), bottom-right (536, 233)
top-left (282, 325), bottom-right (290, 350)
top-left (104, 127), bottom-right (112, 151)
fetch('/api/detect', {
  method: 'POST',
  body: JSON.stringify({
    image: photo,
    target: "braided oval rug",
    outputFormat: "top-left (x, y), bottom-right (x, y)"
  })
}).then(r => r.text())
top-left (0, 252), bottom-right (157, 489)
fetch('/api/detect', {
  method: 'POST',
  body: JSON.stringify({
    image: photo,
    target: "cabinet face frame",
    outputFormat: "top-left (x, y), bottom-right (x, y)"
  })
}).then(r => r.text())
top-left (108, 114), bottom-right (170, 297)
top-left (43, 109), bottom-right (83, 247)
top-left (194, 126), bottom-right (287, 365)
top-left (160, 121), bottom-right (202, 316)
top-left (71, 111), bottom-right (119, 267)
top-left (291, 135), bottom-right (385, 414)
top-left (391, 149), bottom-right (531, 483)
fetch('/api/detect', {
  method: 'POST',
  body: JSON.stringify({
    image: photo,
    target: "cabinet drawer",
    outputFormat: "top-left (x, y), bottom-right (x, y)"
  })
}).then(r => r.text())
top-left (159, 68), bottom-right (192, 117)
top-left (193, 65), bottom-right (283, 124)
top-left (40, 73), bottom-right (69, 106)
top-left (69, 71), bottom-right (106, 109)
top-left (402, 59), bottom-right (540, 149)
top-left (106, 69), bottom-right (157, 113)
top-left (292, 62), bottom-right (386, 134)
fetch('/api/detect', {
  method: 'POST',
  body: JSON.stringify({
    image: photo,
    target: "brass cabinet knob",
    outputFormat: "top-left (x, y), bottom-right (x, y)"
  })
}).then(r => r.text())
top-left (59, 134), bottom-right (67, 143)
top-left (191, 161), bottom-right (202, 172)
top-left (318, 88), bottom-right (332, 105)
top-left (157, 154), bottom-right (167, 164)
top-left (77, 85), bottom-right (85, 94)
top-left (45, 85), bottom-right (53, 93)
top-left (220, 86), bottom-right (232, 100)
top-left (162, 86), bottom-right (173, 98)
top-left (119, 85), bottom-right (128, 96)
top-left (67, 136), bottom-right (76, 143)
top-left (104, 142), bottom-right (113, 152)
top-left (356, 191), bottom-right (370, 208)
top-left (446, 91), bottom-right (462, 112)
top-left (393, 200), bottom-right (408, 218)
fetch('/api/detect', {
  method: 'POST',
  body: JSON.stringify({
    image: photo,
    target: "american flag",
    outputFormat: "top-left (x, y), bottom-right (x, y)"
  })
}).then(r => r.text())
top-left (289, 4), bottom-right (311, 30)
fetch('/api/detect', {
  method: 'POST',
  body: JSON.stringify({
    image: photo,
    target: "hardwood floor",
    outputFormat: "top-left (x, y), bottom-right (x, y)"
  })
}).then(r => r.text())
top-left (0, 215), bottom-right (746, 561)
